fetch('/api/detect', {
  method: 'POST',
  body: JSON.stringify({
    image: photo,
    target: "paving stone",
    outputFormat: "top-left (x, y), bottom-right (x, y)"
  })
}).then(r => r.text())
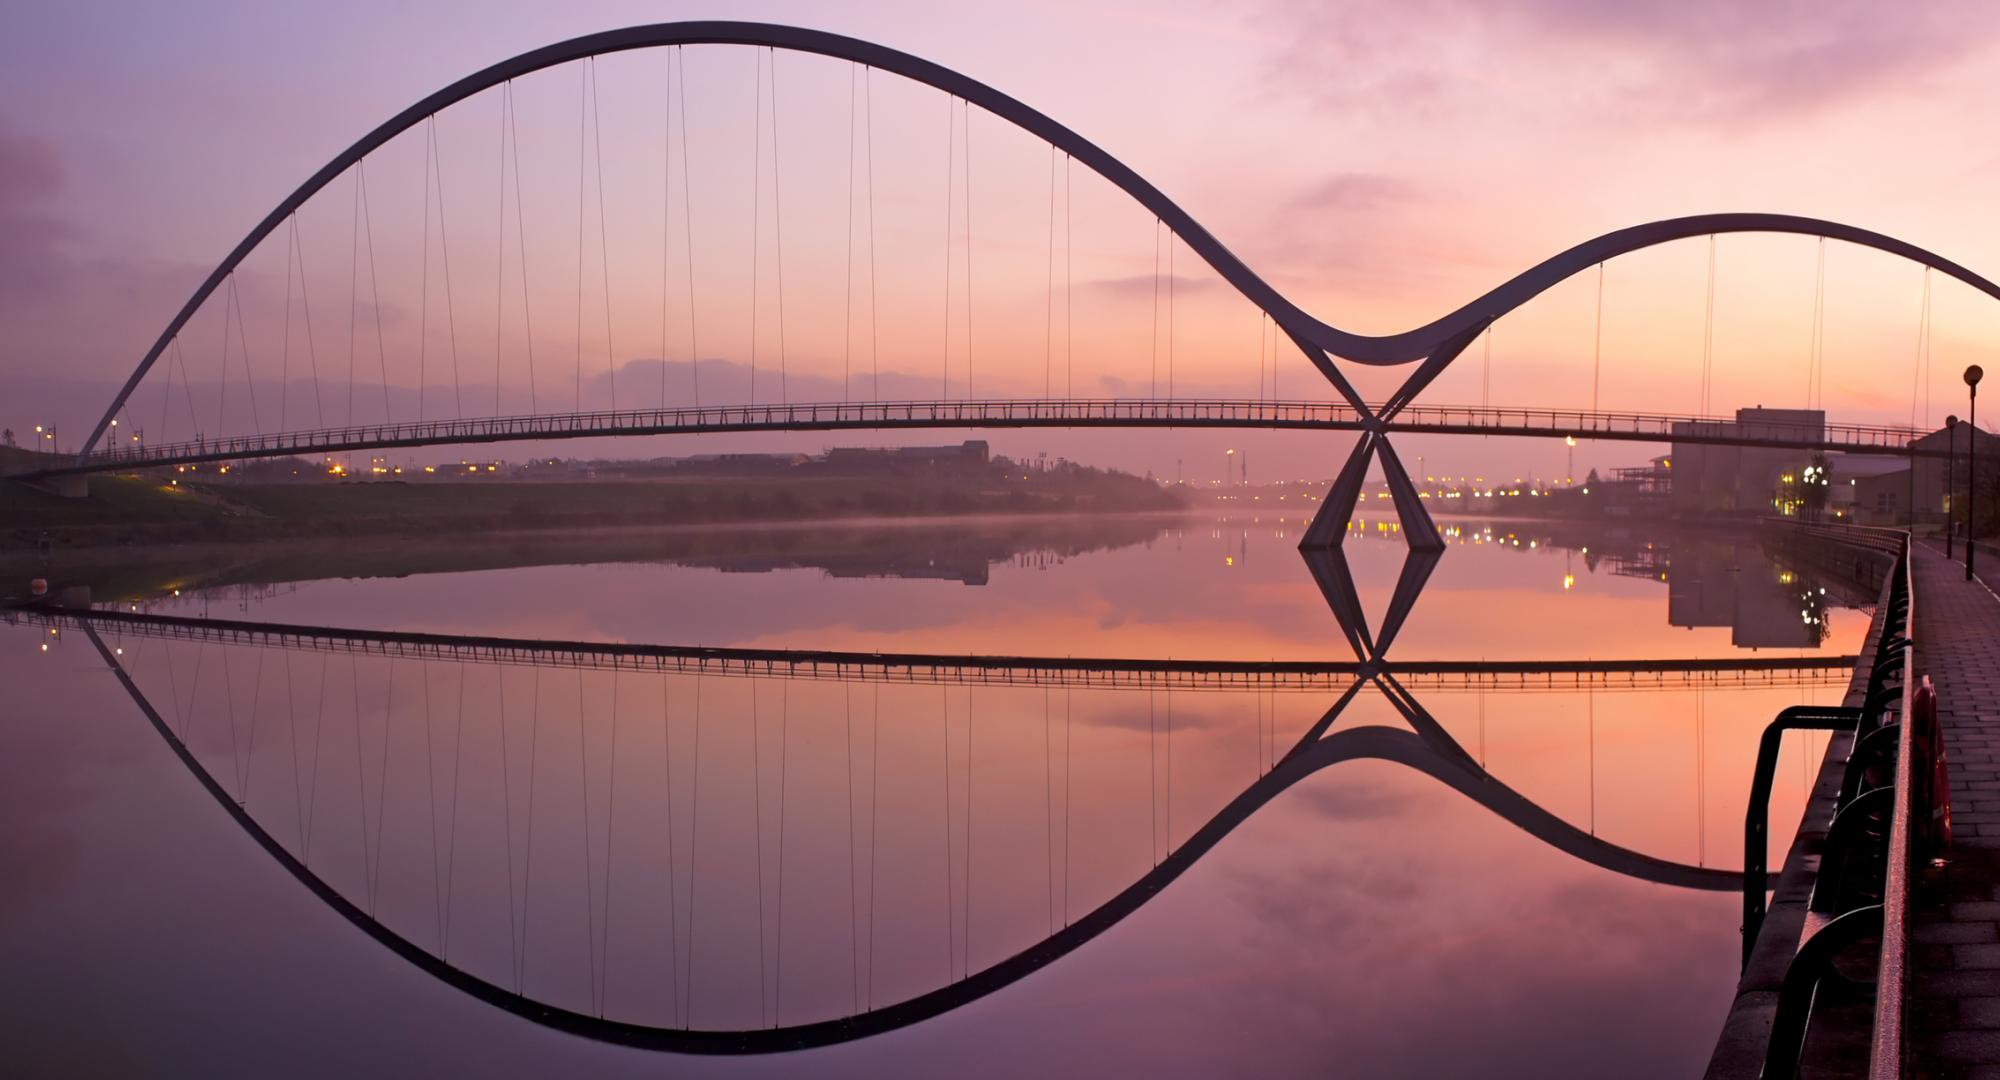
top-left (1913, 544), bottom-right (2000, 1075)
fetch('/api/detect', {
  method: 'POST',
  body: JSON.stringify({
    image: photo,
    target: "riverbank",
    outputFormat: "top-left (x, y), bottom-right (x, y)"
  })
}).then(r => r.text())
top-left (1, 510), bottom-right (1187, 603)
top-left (1, 470), bottom-right (1185, 552)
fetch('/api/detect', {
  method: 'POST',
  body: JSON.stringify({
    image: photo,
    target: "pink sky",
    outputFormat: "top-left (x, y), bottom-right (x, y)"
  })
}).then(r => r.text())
top-left (3, 0), bottom-right (1998, 481)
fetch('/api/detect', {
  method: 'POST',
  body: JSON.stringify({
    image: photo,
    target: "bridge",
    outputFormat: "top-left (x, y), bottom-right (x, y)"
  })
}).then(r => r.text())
top-left (24, 398), bottom-right (1935, 478)
top-left (9, 20), bottom-right (1988, 554)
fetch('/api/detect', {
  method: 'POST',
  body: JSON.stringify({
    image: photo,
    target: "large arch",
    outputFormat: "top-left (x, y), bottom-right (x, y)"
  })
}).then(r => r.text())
top-left (75, 21), bottom-right (1334, 461)
top-left (80, 619), bottom-right (1736, 1054)
top-left (77, 22), bottom-right (2000, 464)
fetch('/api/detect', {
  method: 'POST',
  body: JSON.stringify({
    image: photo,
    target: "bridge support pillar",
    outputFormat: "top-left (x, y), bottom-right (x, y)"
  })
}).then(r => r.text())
top-left (1298, 432), bottom-right (1443, 554)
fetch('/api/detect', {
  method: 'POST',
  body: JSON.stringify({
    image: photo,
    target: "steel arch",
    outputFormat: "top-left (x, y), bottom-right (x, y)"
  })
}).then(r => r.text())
top-left (78, 23), bottom-right (2000, 462)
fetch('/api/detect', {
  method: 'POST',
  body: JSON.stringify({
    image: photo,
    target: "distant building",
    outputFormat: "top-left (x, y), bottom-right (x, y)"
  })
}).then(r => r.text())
top-left (1670, 408), bottom-right (1824, 515)
top-left (1844, 422), bottom-right (2000, 526)
top-left (1830, 455), bottom-right (1914, 524)
top-left (820, 440), bottom-right (990, 474)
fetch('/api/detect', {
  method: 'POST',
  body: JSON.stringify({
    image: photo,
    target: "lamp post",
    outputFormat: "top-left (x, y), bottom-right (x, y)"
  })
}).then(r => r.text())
top-left (1225, 447), bottom-right (1236, 487)
top-left (1946, 415), bottom-right (1960, 558)
top-left (1969, 365), bottom-right (1984, 581)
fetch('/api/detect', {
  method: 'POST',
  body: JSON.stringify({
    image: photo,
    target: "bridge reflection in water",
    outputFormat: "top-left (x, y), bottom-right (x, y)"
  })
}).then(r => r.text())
top-left (15, 527), bottom-right (1858, 1052)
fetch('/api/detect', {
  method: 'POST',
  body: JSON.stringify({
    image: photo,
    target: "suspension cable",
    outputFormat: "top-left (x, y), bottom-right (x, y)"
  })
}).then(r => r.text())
top-left (1151, 220), bottom-right (1161, 398)
top-left (961, 99), bottom-right (971, 401)
top-left (1591, 261), bottom-right (1604, 416)
top-left (843, 65), bottom-right (857, 403)
top-left (508, 82), bottom-right (539, 415)
top-left (280, 220), bottom-right (295, 433)
top-left (750, 52), bottom-right (764, 407)
top-left (429, 118), bottom-right (465, 419)
top-left (1702, 235), bottom-right (1716, 415)
top-left (494, 86), bottom-right (509, 418)
top-left (677, 48), bottom-right (700, 410)
top-left (1810, 237), bottom-right (1827, 411)
top-left (575, 62), bottom-right (589, 412)
top-left (359, 161), bottom-right (391, 424)
top-left (232, 274), bottom-right (260, 433)
top-left (1045, 143), bottom-right (1055, 399)
top-left (1482, 325), bottom-right (1492, 411)
top-left (216, 275), bottom-right (231, 438)
top-left (865, 67), bottom-right (880, 401)
top-left (347, 167), bottom-right (361, 428)
top-left (1258, 312), bottom-right (1268, 403)
top-left (419, 117), bottom-right (434, 421)
top-left (940, 94), bottom-right (954, 399)
top-left (660, 53), bottom-right (674, 411)
top-left (769, 48), bottom-right (790, 405)
top-left (591, 59), bottom-right (619, 411)
top-left (1912, 268), bottom-right (1932, 431)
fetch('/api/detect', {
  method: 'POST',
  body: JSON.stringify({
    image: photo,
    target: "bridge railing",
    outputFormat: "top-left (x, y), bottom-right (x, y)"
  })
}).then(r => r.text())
top-left (1723, 528), bottom-right (1929, 1078)
top-left (72, 398), bottom-right (1378, 470)
top-left (9, 605), bottom-right (1856, 694)
top-left (61, 397), bottom-right (1936, 475)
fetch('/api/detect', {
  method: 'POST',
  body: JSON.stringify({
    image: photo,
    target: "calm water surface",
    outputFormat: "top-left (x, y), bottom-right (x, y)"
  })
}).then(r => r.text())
top-left (0, 514), bottom-right (1868, 1076)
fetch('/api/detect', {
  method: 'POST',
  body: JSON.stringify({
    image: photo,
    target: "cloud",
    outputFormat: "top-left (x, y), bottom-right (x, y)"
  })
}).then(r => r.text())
top-left (1258, 0), bottom-right (2000, 126)
top-left (1286, 172), bottom-right (1420, 215)
top-left (0, 119), bottom-right (77, 296)
top-left (1079, 272), bottom-right (1221, 298)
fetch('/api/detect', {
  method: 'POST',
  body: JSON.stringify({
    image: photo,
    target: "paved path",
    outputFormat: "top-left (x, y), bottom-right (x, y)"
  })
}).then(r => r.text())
top-left (1909, 540), bottom-right (2000, 1076)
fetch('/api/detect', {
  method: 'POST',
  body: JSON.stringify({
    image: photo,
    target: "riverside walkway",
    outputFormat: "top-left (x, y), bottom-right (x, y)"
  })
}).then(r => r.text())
top-left (1910, 539), bottom-right (2000, 1075)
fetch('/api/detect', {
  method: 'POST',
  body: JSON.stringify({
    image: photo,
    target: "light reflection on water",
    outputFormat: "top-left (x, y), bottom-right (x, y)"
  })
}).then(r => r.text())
top-left (0, 516), bottom-right (1863, 1077)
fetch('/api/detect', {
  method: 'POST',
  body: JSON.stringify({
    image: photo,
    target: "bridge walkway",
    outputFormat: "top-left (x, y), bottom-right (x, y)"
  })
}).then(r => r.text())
top-left (1909, 539), bottom-right (2000, 1075)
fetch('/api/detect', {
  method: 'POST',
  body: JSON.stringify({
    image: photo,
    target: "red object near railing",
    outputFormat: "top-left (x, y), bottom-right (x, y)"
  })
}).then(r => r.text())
top-left (1911, 675), bottom-right (1951, 853)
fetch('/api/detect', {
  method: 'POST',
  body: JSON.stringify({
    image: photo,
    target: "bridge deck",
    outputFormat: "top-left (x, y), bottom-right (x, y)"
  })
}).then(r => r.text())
top-left (1907, 541), bottom-right (2000, 1074)
top-left (31, 398), bottom-right (1931, 477)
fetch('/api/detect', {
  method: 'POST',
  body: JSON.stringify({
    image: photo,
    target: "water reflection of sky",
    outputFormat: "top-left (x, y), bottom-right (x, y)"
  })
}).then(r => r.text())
top-left (120, 518), bottom-right (1867, 663)
top-left (1, 518), bottom-right (1862, 1076)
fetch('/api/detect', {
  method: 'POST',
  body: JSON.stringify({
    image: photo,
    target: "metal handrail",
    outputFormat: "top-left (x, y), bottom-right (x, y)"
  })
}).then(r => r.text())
top-left (1868, 545), bottom-right (1919, 1079)
top-left (1742, 704), bottom-right (1866, 966)
top-left (1740, 533), bottom-right (1918, 1077)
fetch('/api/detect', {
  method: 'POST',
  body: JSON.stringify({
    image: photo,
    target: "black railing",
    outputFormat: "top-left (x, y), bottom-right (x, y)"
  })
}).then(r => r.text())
top-left (23, 398), bottom-right (1938, 477)
top-left (1736, 529), bottom-right (1928, 1078)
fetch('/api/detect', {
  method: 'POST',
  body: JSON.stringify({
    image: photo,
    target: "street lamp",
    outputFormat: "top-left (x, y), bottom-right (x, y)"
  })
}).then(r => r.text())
top-left (1225, 447), bottom-right (1236, 487)
top-left (1968, 365), bottom-right (1984, 581)
top-left (1946, 415), bottom-right (1960, 558)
